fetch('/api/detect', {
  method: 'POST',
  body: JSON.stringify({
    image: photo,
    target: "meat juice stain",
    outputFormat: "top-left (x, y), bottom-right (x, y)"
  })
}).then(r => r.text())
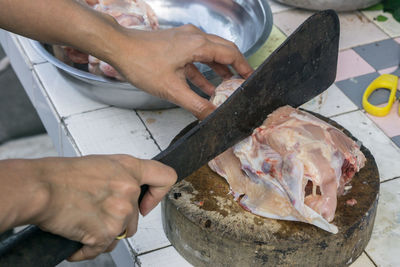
top-left (186, 165), bottom-right (240, 217)
top-left (146, 118), bottom-right (156, 124)
top-left (254, 217), bottom-right (264, 226)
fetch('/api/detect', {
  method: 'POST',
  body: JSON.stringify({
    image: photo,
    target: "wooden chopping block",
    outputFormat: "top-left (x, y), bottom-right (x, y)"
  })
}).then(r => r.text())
top-left (162, 117), bottom-right (380, 267)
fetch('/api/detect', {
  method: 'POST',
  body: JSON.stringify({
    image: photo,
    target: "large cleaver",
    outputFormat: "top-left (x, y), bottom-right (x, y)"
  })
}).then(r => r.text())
top-left (0, 10), bottom-right (339, 267)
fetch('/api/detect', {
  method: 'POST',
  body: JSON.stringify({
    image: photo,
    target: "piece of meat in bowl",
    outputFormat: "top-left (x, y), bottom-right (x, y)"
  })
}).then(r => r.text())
top-left (53, 0), bottom-right (158, 80)
top-left (208, 79), bottom-right (366, 234)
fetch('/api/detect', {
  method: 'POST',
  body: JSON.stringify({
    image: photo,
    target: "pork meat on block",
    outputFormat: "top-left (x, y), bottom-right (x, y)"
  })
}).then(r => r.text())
top-left (208, 79), bottom-right (366, 233)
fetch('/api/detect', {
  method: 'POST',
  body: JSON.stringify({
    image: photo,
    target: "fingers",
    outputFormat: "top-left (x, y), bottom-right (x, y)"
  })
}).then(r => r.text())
top-left (208, 34), bottom-right (253, 79)
top-left (113, 156), bottom-right (177, 216)
top-left (195, 42), bottom-right (253, 80)
top-left (166, 77), bottom-right (217, 120)
top-left (178, 24), bottom-right (253, 79)
top-left (137, 160), bottom-right (177, 216)
top-left (105, 240), bottom-right (120, 253)
top-left (126, 204), bottom-right (139, 237)
top-left (184, 63), bottom-right (215, 96)
top-left (68, 244), bottom-right (105, 262)
top-left (207, 62), bottom-right (233, 80)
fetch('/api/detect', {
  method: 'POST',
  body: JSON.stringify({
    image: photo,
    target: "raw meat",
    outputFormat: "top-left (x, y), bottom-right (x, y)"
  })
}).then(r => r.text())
top-left (55, 0), bottom-right (158, 80)
top-left (208, 79), bottom-right (366, 233)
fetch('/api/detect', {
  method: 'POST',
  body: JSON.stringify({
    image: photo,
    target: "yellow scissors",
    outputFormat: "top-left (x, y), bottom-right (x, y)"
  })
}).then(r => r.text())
top-left (362, 74), bottom-right (399, 117)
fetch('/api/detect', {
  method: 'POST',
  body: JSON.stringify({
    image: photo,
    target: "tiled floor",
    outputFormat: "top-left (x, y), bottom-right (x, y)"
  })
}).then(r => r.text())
top-left (336, 49), bottom-right (375, 82)
top-left (274, 5), bottom-right (400, 266)
top-left (362, 9), bottom-right (400, 38)
top-left (365, 178), bottom-right (400, 267)
top-left (248, 25), bottom-right (287, 69)
top-left (274, 10), bottom-right (389, 50)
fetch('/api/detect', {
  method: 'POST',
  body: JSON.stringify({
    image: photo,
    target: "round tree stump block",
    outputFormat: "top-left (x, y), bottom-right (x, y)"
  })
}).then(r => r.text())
top-left (162, 117), bottom-right (379, 267)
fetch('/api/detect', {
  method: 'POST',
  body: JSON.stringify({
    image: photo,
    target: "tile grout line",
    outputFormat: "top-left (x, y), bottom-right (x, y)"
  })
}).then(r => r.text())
top-left (380, 176), bottom-right (400, 184)
top-left (329, 108), bottom-right (362, 119)
top-left (364, 250), bottom-right (378, 267)
top-left (135, 110), bottom-right (162, 152)
top-left (136, 244), bottom-right (172, 258)
top-left (62, 105), bottom-right (112, 120)
top-left (60, 118), bottom-right (83, 157)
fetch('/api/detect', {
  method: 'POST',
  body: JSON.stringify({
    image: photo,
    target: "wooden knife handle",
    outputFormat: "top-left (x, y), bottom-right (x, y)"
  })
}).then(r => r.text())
top-left (0, 225), bottom-right (82, 267)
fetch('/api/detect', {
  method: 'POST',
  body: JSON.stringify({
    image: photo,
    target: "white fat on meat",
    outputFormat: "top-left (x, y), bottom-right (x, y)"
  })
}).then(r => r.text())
top-left (208, 79), bottom-right (366, 234)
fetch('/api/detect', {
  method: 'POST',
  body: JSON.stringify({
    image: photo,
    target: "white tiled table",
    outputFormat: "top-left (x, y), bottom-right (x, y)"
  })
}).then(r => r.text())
top-left (2, 3), bottom-right (400, 266)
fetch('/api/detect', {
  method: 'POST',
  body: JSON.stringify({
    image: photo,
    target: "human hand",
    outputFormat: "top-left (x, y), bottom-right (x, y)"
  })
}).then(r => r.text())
top-left (109, 25), bottom-right (254, 120)
top-left (29, 155), bottom-right (176, 261)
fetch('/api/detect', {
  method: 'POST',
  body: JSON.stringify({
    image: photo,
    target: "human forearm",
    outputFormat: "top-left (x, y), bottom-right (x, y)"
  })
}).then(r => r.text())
top-left (0, 0), bottom-right (253, 120)
top-left (0, 155), bottom-right (176, 261)
top-left (0, 0), bottom-right (123, 66)
top-left (0, 159), bottom-right (48, 232)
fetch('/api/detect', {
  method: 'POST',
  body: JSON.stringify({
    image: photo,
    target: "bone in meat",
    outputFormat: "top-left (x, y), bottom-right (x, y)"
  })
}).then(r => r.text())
top-left (208, 79), bottom-right (366, 233)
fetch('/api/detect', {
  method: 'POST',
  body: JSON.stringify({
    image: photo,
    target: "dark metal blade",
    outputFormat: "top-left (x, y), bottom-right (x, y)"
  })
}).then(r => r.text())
top-left (154, 9), bottom-right (340, 182)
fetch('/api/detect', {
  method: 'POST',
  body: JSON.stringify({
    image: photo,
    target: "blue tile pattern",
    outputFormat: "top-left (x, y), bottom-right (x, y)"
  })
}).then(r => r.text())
top-left (392, 135), bottom-right (400, 148)
top-left (353, 39), bottom-right (400, 70)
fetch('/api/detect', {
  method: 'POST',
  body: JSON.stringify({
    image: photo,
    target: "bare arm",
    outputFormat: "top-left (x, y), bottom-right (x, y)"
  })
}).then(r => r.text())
top-left (0, 159), bottom-right (48, 232)
top-left (0, 156), bottom-right (176, 261)
top-left (0, 0), bottom-right (118, 62)
top-left (0, 0), bottom-right (253, 119)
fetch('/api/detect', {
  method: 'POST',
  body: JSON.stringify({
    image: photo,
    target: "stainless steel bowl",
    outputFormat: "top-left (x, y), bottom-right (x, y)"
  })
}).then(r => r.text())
top-left (275, 0), bottom-right (380, 11)
top-left (31, 0), bottom-right (273, 109)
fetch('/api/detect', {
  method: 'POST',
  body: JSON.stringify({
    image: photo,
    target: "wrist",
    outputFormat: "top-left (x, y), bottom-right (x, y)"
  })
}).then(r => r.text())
top-left (79, 10), bottom-right (130, 69)
top-left (0, 159), bottom-right (50, 231)
top-left (101, 25), bottom-right (142, 73)
top-left (13, 159), bottom-right (51, 226)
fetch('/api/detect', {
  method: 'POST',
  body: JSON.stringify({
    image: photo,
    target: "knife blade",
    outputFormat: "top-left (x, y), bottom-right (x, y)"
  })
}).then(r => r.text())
top-left (0, 10), bottom-right (339, 267)
top-left (152, 9), bottom-right (340, 183)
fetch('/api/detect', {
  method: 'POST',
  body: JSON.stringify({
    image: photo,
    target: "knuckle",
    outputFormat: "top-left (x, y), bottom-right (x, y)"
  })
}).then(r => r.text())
top-left (181, 23), bottom-right (198, 32)
top-left (109, 154), bottom-right (133, 164)
top-left (165, 167), bottom-right (178, 186)
top-left (124, 182), bottom-right (140, 195)
top-left (192, 34), bottom-right (208, 47)
top-left (107, 221), bottom-right (125, 237)
top-left (110, 197), bottom-right (134, 216)
top-left (110, 178), bottom-right (140, 195)
top-left (82, 233), bottom-right (102, 247)
top-left (230, 41), bottom-right (240, 51)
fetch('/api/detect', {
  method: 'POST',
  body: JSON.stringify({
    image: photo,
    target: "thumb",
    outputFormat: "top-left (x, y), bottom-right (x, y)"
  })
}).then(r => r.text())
top-left (166, 78), bottom-right (216, 120)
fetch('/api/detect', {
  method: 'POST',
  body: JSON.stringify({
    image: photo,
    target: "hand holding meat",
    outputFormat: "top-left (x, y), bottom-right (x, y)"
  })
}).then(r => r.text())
top-left (57, 0), bottom-right (253, 120)
top-left (1, 0), bottom-right (252, 119)
top-left (0, 156), bottom-right (176, 261)
top-left (111, 25), bottom-right (253, 119)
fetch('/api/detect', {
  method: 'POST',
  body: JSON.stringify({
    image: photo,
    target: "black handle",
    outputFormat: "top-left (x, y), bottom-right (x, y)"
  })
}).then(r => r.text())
top-left (139, 184), bottom-right (149, 203)
top-left (0, 185), bottom-right (150, 266)
top-left (0, 225), bottom-right (82, 267)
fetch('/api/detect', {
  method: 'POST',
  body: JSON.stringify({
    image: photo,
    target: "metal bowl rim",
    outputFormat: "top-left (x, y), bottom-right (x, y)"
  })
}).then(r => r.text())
top-left (29, 0), bottom-right (273, 91)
